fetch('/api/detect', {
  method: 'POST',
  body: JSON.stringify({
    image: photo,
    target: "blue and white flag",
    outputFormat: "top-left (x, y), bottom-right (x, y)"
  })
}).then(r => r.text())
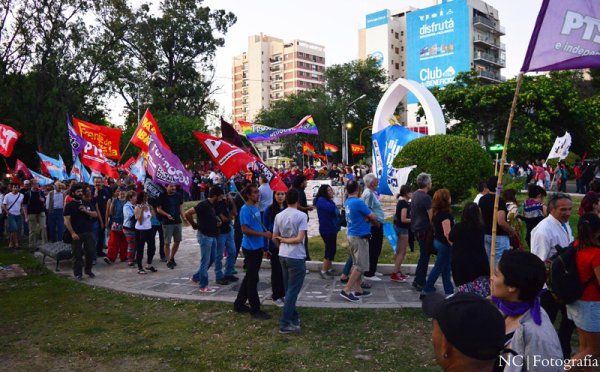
top-left (29, 169), bottom-right (54, 187)
top-left (130, 155), bottom-right (146, 182)
top-left (70, 156), bottom-right (85, 182)
top-left (383, 222), bottom-right (398, 254)
top-left (37, 152), bottom-right (66, 180)
top-left (372, 124), bottom-right (423, 195)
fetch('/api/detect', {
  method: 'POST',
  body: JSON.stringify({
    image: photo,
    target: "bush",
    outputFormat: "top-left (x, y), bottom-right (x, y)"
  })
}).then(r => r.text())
top-left (393, 135), bottom-right (494, 201)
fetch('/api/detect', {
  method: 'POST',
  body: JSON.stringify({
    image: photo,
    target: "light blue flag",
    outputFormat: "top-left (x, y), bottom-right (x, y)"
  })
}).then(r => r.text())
top-left (130, 155), bottom-right (146, 182)
top-left (58, 155), bottom-right (69, 180)
top-left (29, 169), bottom-right (54, 187)
top-left (383, 222), bottom-right (398, 254)
top-left (37, 152), bottom-right (66, 180)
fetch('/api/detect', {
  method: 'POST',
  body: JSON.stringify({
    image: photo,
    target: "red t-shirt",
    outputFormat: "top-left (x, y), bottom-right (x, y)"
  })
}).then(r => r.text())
top-left (576, 246), bottom-right (600, 301)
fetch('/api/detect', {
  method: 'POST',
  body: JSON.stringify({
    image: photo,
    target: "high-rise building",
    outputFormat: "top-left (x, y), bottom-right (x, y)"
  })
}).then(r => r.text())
top-left (232, 34), bottom-right (326, 124)
top-left (359, 0), bottom-right (505, 128)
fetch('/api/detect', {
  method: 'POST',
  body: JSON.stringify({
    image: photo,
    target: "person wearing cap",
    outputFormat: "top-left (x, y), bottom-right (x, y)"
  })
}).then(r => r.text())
top-left (422, 292), bottom-right (505, 371)
top-left (491, 250), bottom-right (562, 371)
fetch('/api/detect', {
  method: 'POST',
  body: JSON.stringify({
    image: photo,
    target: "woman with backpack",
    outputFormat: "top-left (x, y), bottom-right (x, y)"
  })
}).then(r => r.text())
top-left (566, 213), bottom-right (600, 368)
top-left (122, 191), bottom-right (137, 266)
top-left (104, 187), bottom-right (128, 264)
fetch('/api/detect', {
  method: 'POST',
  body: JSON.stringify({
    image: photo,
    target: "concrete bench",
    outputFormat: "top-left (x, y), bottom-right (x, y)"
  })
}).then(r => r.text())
top-left (39, 242), bottom-right (72, 272)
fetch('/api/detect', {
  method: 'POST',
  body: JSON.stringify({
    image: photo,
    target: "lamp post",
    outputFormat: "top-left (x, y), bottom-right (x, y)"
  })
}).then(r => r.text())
top-left (342, 94), bottom-right (366, 164)
top-left (359, 125), bottom-right (373, 146)
top-left (123, 72), bottom-right (159, 124)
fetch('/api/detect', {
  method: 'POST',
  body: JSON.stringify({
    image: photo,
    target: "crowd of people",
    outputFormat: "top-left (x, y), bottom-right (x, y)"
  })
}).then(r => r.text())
top-left (2, 158), bottom-right (599, 365)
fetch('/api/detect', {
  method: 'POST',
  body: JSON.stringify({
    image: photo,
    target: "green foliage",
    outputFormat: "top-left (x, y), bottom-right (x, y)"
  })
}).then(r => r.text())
top-left (254, 57), bottom-right (387, 162)
top-left (503, 177), bottom-right (526, 192)
top-left (393, 135), bottom-right (493, 201)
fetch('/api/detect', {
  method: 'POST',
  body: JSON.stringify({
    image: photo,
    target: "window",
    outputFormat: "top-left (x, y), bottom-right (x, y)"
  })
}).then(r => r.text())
top-left (395, 63), bottom-right (399, 69)
top-left (401, 46), bottom-right (404, 52)
top-left (401, 61), bottom-right (404, 66)
top-left (401, 31), bottom-right (404, 36)
top-left (395, 47), bottom-right (399, 54)
top-left (395, 32), bottom-right (399, 39)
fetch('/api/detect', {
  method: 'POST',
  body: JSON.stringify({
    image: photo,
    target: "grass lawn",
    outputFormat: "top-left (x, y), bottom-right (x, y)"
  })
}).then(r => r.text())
top-left (0, 248), bottom-right (437, 371)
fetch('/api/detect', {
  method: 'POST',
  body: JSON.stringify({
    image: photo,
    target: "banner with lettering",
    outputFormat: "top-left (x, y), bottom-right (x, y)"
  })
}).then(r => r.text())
top-left (238, 115), bottom-right (318, 143)
top-left (350, 144), bottom-right (366, 155)
top-left (79, 140), bottom-right (119, 179)
top-left (146, 132), bottom-right (191, 193)
top-left (73, 117), bottom-right (122, 160)
top-left (193, 132), bottom-right (256, 179)
top-left (522, 0), bottom-right (600, 72)
top-left (0, 123), bottom-right (21, 158)
top-left (130, 109), bottom-right (170, 153)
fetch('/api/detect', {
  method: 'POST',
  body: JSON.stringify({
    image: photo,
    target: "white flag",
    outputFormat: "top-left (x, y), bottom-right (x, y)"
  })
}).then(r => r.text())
top-left (547, 132), bottom-right (571, 160)
top-left (386, 165), bottom-right (417, 196)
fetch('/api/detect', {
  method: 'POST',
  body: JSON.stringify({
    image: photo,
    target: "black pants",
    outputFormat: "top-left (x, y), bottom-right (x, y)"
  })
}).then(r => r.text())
top-left (270, 247), bottom-right (285, 301)
top-left (364, 224), bottom-right (384, 277)
top-left (135, 228), bottom-right (156, 270)
top-left (96, 225), bottom-right (106, 255)
top-left (540, 291), bottom-right (575, 359)
top-left (152, 224), bottom-right (165, 260)
top-left (234, 248), bottom-right (263, 312)
top-left (72, 231), bottom-right (96, 277)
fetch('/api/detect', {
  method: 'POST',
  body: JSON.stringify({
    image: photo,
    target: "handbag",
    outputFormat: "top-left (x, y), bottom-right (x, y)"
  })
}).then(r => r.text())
top-left (63, 230), bottom-right (72, 244)
top-left (339, 208), bottom-right (347, 227)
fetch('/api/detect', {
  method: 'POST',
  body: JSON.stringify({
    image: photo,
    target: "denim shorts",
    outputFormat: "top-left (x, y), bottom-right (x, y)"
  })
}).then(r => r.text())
top-left (393, 226), bottom-right (409, 236)
top-left (7, 214), bottom-right (21, 233)
top-left (566, 300), bottom-right (600, 332)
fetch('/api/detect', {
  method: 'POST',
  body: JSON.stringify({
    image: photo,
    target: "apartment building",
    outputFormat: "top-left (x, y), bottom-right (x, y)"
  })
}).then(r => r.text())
top-left (359, 0), bottom-right (505, 128)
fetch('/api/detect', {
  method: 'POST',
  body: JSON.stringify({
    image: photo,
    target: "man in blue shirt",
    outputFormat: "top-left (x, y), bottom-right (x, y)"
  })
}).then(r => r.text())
top-left (233, 184), bottom-right (272, 320)
top-left (341, 180), bottom-right (379, 303)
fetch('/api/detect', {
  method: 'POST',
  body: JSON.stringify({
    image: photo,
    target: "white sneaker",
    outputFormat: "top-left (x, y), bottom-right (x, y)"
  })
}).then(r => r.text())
top-left (375, 271), bottom-right (384, 277)
top-left (273, 298), bottom-right (285, 307)
top-left (363, 275), bottom-right (382, 281)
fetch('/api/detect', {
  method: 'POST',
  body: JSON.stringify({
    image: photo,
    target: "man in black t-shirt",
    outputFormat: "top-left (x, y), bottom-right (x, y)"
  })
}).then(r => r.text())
top-left (328, 164), bottom-right (341, 184)
top-left (215, 192), bottom-right (238, 284)
top-left (23, 179), bottom-right (47, 248)
top-left (64, 183), bottom-right (98, 280)
top-left (478, 176), bottom-right (516, 267)
top-left (157, 184), bottom-right (185, 269)
top-left (184, 186), bottom-right (224, 293)
top-left (93, 176), bottom-right (111, 257)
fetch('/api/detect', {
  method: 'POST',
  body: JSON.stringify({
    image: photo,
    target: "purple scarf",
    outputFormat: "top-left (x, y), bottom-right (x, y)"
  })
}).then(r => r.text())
top-left (491, 292), bottom-right (543, 326)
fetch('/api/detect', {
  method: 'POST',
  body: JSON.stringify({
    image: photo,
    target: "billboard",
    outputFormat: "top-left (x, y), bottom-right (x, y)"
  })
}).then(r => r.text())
top-left (366, 9), bottom-right (389, 29)
top-left (406, 0), bottom-right (470, 103)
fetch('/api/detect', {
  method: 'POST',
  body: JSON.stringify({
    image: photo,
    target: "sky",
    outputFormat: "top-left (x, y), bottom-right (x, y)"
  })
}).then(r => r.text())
top-left (112, 0), bottom-right (543, 125)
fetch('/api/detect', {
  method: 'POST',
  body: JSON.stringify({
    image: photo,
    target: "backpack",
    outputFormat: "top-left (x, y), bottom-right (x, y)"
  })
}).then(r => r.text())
top-left (546, 244), bottom-right (596, 304)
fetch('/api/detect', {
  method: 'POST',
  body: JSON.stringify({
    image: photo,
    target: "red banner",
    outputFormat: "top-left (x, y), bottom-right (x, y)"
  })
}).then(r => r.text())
top-left (0, 124), bottom-right (21, 158)
top-left (193, 132), bottom-right (255, 179)
top-left (131, 109), bottom-right (170, 153)
top-left (351, 144), bottom-right (365, 155)
top-left (14, 159), bottom-right (31, 179)
top-left (73, 118), bottom-right (122, 160)
top-left (79, 140), bottom-right (118, 178)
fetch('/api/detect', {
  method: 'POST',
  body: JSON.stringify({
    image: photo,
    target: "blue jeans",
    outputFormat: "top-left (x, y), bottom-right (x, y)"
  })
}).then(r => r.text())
top-left (414, 232), bottom-right (432, 286)
top-left (342, 256), bottom-right (352, 276)
top-left (193, 232), bottom-right (217, 288)
top-left (423, 239), bottom-right (454, 295)
top-left (217, 229), bottom-right (236, 277)
top-left (279, 256), bottom-right (306, 328)
top-left (47, 209), bottom-right (64, 242)
top-left (484, 234), bottom-right (510, 270)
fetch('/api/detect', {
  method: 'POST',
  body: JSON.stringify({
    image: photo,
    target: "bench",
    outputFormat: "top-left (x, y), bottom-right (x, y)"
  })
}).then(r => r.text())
top-left (39, 242), bottom-right (72, 272)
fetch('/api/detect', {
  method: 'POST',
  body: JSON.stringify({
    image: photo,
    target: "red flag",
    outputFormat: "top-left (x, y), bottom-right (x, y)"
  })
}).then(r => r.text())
top-left (131, 109), bottom-right (170, 153)
top-left (193, 132), bottom-right (255, 179)
top-left (3, 160), bottom-right (23, 186)
top-left (73, 117), bottom-right (122, 160)
top-left (122, 156), bottom-right (135, 172)
top-left (14, 159), bottom-right (31, 179)
top-left (79, 140), bottom-right (119, 178)
top-left (0, 123), bottom-right (21, 157)
top-left (314, 153), bottom-right (327, 162)
top-left (351, 144), bottom-right (365, 155)
top-left (302, 141), bottom-right (315, 156)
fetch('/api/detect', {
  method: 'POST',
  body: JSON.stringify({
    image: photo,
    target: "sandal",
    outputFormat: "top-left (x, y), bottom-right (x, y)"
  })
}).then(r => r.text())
top-left (145, 266), bottom-right (157, 272)
top-left (137, 269), bottom-right (147, 275)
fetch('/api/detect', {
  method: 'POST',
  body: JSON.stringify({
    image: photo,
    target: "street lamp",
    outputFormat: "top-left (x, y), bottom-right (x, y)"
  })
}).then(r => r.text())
top-left (359, 125), bottom-right (373, 146)
top-left (342, 94), bottom-right (366, 164)
top-left (123, 71), bottom-right (159, 124)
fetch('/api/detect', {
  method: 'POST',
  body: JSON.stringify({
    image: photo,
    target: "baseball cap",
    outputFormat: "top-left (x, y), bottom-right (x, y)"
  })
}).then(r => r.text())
top-left (422, 292), bottom-right (505, 361)
top-left (24, 180), bottom-right (30, 185)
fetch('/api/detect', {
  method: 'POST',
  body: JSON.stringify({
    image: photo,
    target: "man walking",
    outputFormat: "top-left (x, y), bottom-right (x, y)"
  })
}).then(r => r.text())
top-left (157, 184), bottom-right (185, 269)
top-left (185, 186), bottom-right (223, 294)
top-left (272, 188), bottom-right (308, 333)
top-left (3, 183), bottom-right (26, 249)
top-left (63, 183), bottom-right (97, 280)
top-left (23, 179), bottom-right (47, 249)
top-left (340, 180), bottom-right (379, 303)
top-left (530, 192), bottom-right (575, 359)
top-left (411, 173), bottom-right (433, 291)
top-left (361, 173), bottom-right (385, 281)
top-left (233, 184), bottom-right (272, 320)
top-left (92, 176), bottom-right (111, 257)
top-left (46, 181), bottom-right (65, 242)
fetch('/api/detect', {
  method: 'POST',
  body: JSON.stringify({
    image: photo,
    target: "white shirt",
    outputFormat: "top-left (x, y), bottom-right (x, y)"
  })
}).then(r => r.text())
top-left (135, 206), bottom-right (152, 230)
top-left (473, 193), bottom-right (484, 205)
top-left (3, 192), bottom-right (24, 216)
top-left (531, 214), bottom-right (574, 261)
top-left (273, 207), bottom-right (308, 259)
top-left (45, 190), bottom-right (65, 210)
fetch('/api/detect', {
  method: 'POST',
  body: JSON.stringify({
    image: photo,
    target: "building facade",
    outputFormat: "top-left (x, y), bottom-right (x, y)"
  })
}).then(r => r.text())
top-left (359, 0), bottom-right (505, 128)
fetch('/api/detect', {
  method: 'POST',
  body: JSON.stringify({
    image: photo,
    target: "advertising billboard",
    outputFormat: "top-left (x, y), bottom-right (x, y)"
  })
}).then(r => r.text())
top-left (406, 0), bottom-right (470, 103)
top-left (366, 9), bottom-right (389, 29)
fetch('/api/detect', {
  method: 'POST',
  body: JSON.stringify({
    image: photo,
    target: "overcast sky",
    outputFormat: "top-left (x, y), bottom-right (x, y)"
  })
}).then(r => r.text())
top-left (112, 0), bottom-right (543, 125)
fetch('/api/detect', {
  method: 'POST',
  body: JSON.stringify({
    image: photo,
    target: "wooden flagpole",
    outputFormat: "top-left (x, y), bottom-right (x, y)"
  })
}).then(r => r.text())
top-left (490, 72), bottom-right (524, 275)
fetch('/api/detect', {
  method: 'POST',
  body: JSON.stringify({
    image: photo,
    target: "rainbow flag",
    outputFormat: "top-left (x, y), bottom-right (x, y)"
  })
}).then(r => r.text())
top-left (238, 115), bottom-right (318, 142)
top-left (324, 142), bottom-right (338, 155)
top-left (302, 141), bottom-right (315, 156)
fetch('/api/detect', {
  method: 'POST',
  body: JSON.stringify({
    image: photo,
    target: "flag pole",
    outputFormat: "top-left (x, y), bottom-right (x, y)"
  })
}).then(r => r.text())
top-left (490, 72), bottom-right (524, 275)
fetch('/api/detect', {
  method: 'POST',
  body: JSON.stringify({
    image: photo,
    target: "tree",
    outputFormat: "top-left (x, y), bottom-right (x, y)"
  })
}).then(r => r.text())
top-left (254, 57), bottom-right (387, 162)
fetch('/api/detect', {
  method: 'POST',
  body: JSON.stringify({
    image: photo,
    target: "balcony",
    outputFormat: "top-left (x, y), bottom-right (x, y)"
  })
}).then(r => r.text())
top-left (270, 66), bottom-right (281, 72)
top-left (473, 34), bottom-right (502, 50)
top-left (477, 69), bottom-right (506, 83)
top-left (473, 15), bottom-right (505, 35)
top-left (474, 51), bottom-right (506, 67)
